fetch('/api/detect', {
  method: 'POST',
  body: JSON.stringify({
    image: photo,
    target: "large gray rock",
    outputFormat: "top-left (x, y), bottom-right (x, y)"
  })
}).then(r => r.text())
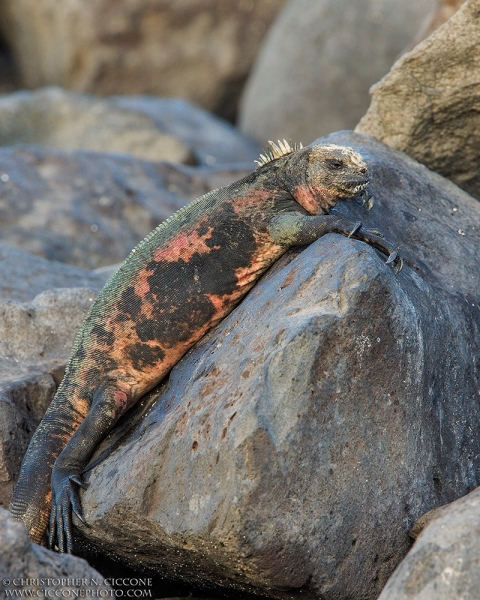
top-left (0, 507), bottom-right (111, 595)
top-left (356, 0), bottom-right (480, 200)
top-left (74, 132), bottom-right (480, 599)
top-left (0, 88), bottom-right (260, 165)
top-left (378, 488), bottom-right (480, 599)
top-left (239, 0), bottom-right (434, 145)
top-left (0, 288), bottom-right (98, 508)
top-left (0, 144), bottom-right (251, 268)
top-left (0, 0), bottom-right (285, 121)
top-left (0, 243), bottom-right (108, 302)
top-left (0, 366), bottom-right (56, 509)
top-left (0, 288), bottom-right (97, 364)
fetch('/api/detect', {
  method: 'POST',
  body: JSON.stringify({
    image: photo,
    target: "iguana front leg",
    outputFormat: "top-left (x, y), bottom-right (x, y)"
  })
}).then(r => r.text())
top-left (268, 213), bottom-right (403, 272)
top-left (48, 384), bottom-right (133, 553)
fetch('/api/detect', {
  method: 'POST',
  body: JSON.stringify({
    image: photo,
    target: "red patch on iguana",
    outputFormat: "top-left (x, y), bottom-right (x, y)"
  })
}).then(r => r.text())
top-left (153, 219), bottom-right (219, 263)
top-left (234, 243), bottom-right (283, 287)
top-left (134, 266), bottom-right (154, 299)
top-left (113, 388), bottom-right (130, 411)
top-left (231, 189), bottom-right (272, 216)
top-left (294, 183), bottom-right (337, 214)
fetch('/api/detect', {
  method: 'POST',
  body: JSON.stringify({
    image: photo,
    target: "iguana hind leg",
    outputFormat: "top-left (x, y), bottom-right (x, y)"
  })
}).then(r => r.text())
top-left (48, 383), bottom-right (133, 553)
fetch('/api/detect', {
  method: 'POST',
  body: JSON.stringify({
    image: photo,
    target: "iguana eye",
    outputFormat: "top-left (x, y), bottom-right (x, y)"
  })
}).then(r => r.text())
top-left (329, 160), bottom-right (344, 170)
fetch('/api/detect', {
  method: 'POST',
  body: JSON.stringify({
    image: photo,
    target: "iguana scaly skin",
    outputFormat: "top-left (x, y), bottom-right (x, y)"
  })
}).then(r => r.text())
top-left (9, 141), bottom-right (401, 553)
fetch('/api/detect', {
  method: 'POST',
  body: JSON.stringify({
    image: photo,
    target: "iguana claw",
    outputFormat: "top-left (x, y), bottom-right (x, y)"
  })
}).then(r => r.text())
top-left (367, 228), bottom-right (384, 238)
top-left (348, 221), bottom-right (362, 238)
top-left (348, 221), bottom-right (385, 240)
top-left (48, 468), bottom-right (89, 553)
top-left (385, 251), bottom-right (397, 265)
top-left (394, 257), bottom-right (404, 274)
top-left (361, 189), bottom-right (375, 210)
top-left (69, 474), bottom-right (89, 490)
top-left (385, 251), bottom-right (403, 273)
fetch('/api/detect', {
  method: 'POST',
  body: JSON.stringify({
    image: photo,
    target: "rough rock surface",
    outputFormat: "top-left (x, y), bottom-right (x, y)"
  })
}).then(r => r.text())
top-left (0, 288), bottom-right (98, 508)
top-left (0, 507), bottom-right (111, 595)
top-left (0, 88), bottom-right (260, 165)
top-left (0, 0), bottom-right (285, 121)
top-left (378, 488), bottom-right (480, 599)
top-left (356, 0), bottom-right (480, 200)
top-left (0, 288), bottom-right (97, 364)
top-left (75, 132), bottom-right (480, 600)
top-left (0, 144), bottom-right (251, 268)
top-left (239, 0), bottom-right (434, 145)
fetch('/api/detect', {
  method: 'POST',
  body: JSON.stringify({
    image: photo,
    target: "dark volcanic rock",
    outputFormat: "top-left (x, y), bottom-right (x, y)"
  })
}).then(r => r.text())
top-left (0, 366), bottom-right (56, 509)
top-left (0, 145), bottom-right (251, 268)
top-left (0, 288), bottom-right (97, 363)
top-left (378, 487), bottom-right (480, 599)
top-left (0, 507), bottom-right (111, 595)
top-left (75, 132), bottom-right (480, 599)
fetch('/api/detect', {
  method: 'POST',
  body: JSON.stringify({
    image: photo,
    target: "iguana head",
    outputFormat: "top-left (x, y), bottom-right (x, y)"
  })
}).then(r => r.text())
top-left (290, 143), bottom-right (369, 214)
top-left (256, 140), bottom-right (370, 215)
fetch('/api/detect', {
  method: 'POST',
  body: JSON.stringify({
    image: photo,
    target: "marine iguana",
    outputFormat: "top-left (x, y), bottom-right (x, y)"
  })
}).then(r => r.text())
top-left (9, 140), bottom-right (401, 553)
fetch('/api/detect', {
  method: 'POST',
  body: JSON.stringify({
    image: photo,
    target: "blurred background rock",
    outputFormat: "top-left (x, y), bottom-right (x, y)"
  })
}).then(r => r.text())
top-left (0, 0), bottom-right (466, 138)
top-left (239, 0), bottom-right (435, 144)
top-left (0, 0), bottom-right (286, 122)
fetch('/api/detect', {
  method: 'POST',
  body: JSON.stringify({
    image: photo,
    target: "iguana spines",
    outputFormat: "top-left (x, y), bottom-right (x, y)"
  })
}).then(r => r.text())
top-left (255, 139), bottom-right (304, 166)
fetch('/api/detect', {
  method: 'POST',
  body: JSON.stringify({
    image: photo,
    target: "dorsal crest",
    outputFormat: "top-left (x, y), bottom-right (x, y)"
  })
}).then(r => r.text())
top-left (255, 139), bottom-right (303, 167)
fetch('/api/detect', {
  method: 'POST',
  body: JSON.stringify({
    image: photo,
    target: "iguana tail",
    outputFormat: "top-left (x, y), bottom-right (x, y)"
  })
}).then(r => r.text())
top-left (9, 386), bottom-right (89, 544)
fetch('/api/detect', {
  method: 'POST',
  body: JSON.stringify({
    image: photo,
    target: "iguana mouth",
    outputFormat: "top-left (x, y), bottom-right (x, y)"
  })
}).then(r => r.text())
top-left (350, 180), bottom-right (369, 196)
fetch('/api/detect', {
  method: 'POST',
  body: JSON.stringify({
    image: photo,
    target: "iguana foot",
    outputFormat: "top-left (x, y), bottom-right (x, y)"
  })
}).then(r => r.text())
top-left (48, 466), bottom-right (89, 554)
top-left (347, 224), bottom-right (403, 273)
